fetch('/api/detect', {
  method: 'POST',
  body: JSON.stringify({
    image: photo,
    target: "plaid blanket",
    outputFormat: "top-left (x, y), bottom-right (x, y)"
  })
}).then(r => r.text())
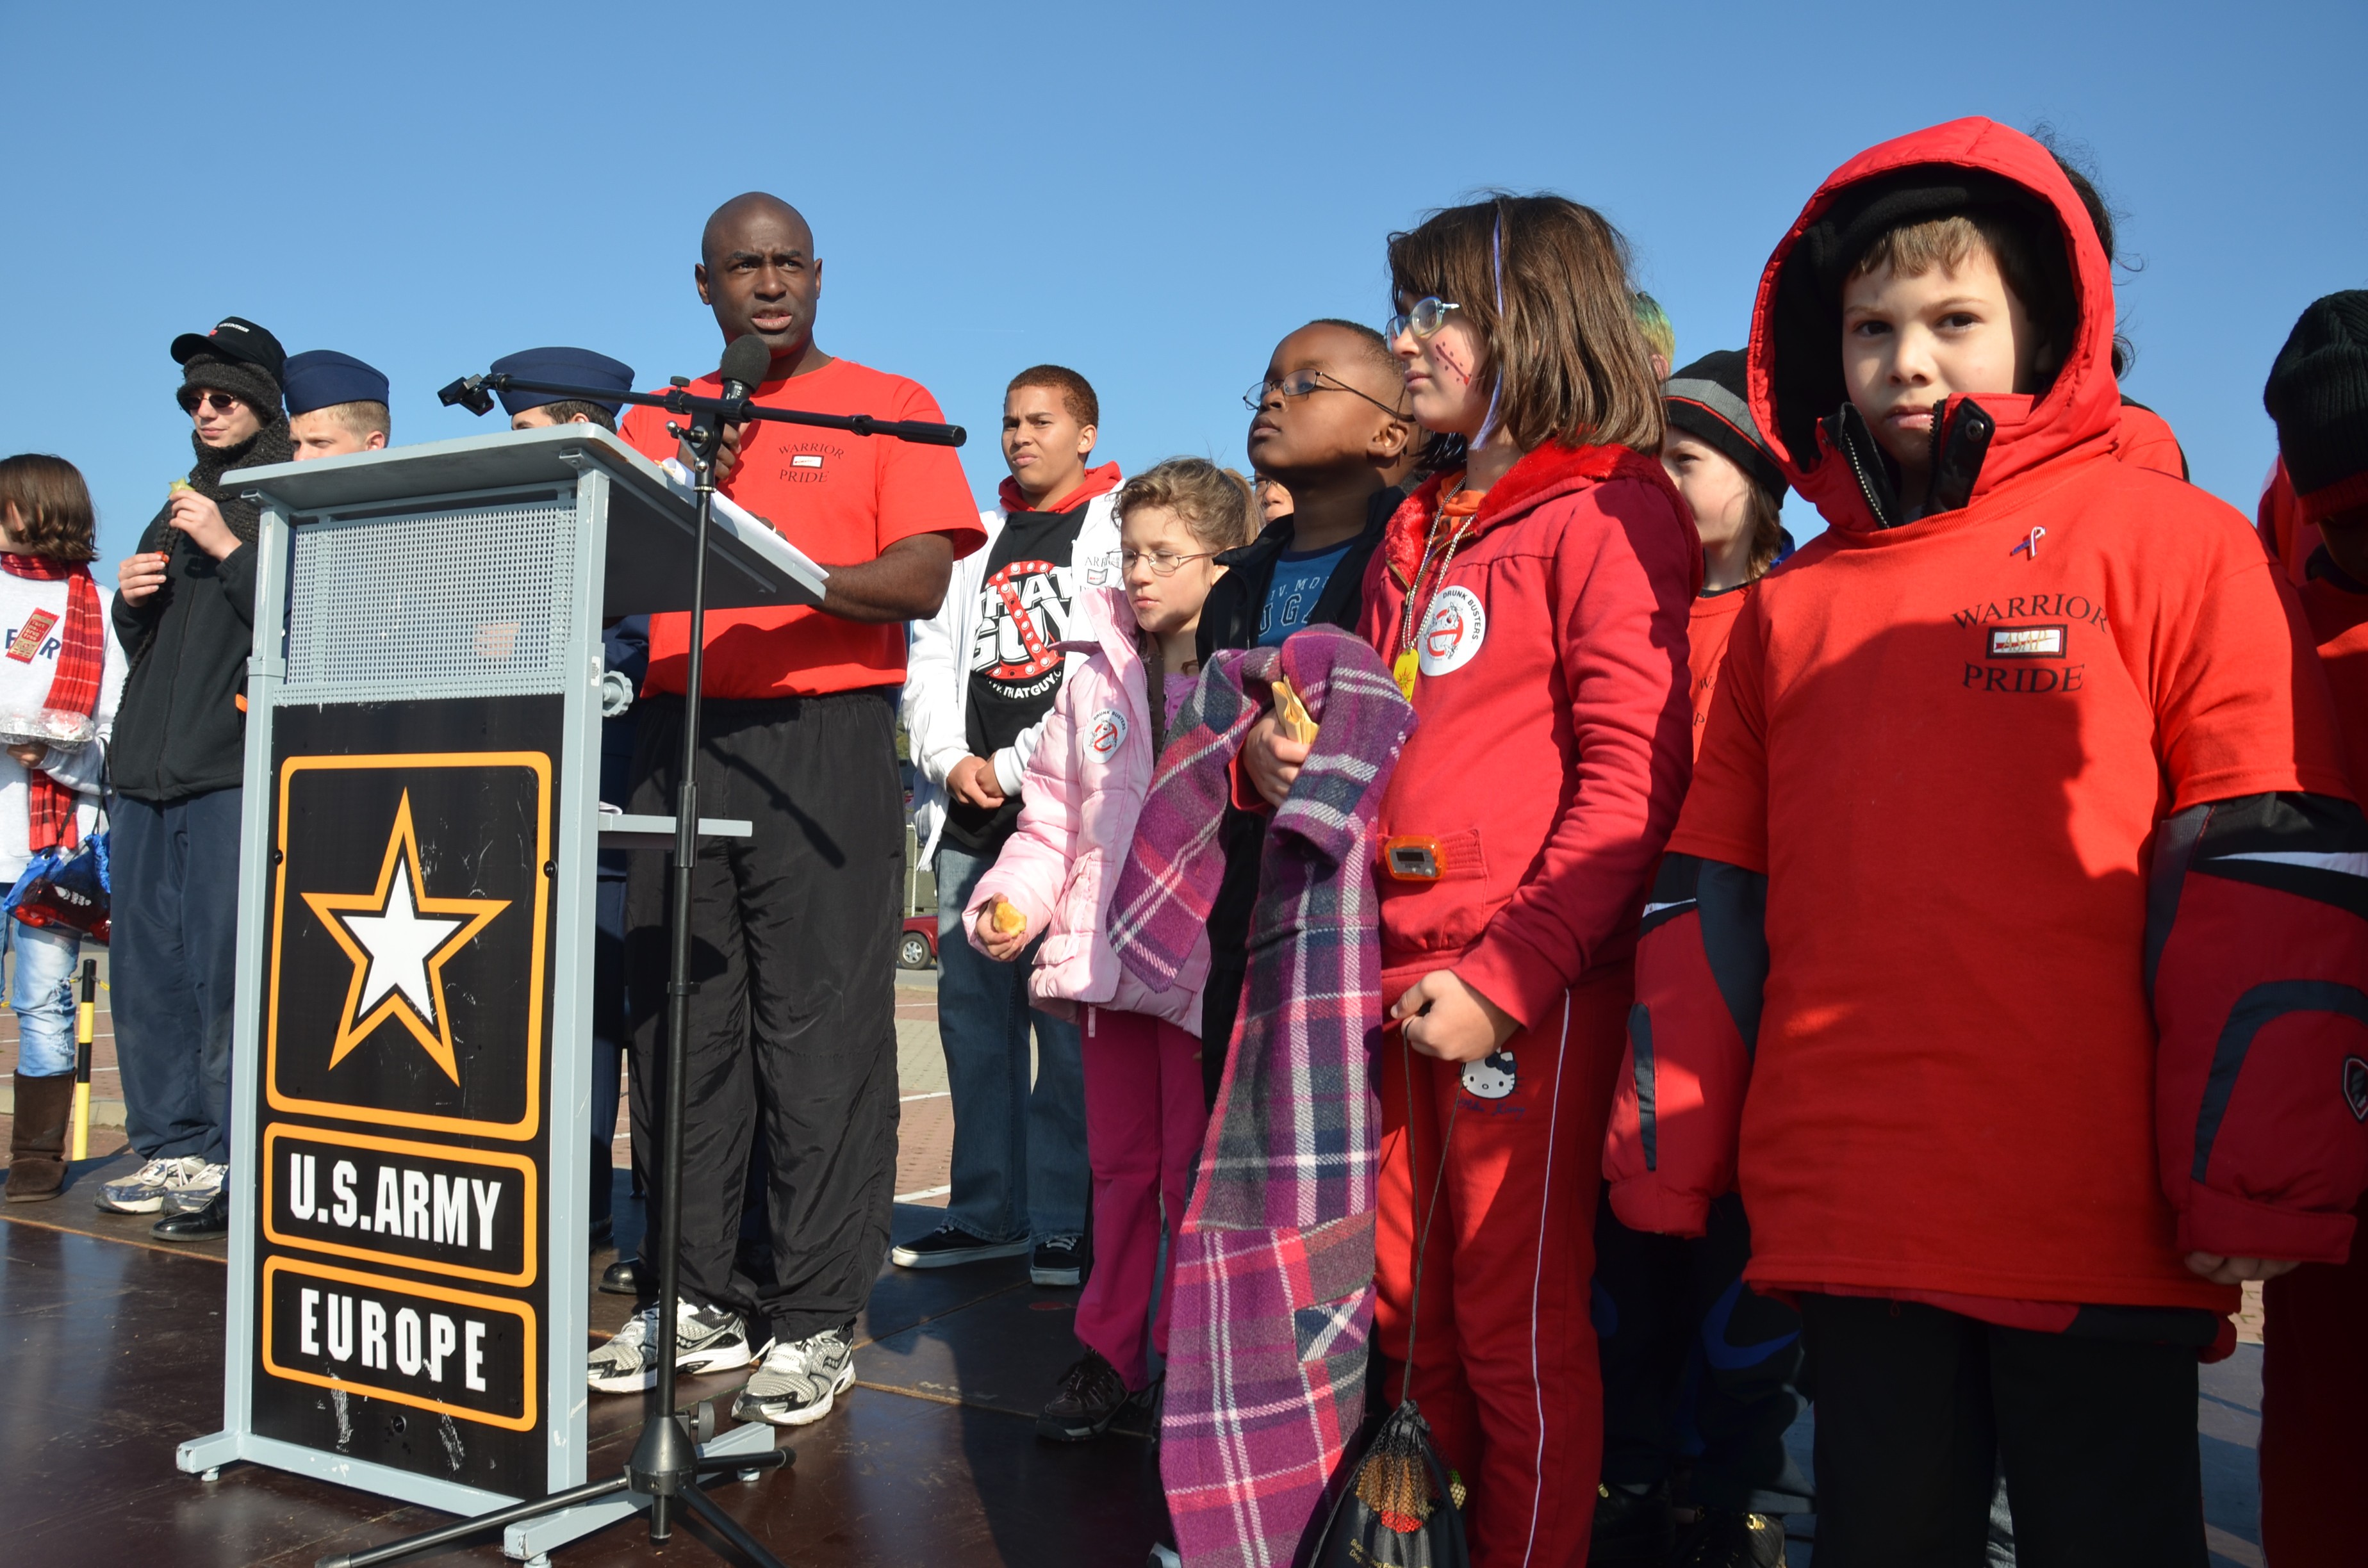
top-left (1111, 626), bottom-right (1413, 1568)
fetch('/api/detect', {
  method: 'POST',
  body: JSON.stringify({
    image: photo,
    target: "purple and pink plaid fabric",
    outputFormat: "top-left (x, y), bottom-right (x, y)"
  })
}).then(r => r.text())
top-left (1111, 626), bottom-right (1413, 1568)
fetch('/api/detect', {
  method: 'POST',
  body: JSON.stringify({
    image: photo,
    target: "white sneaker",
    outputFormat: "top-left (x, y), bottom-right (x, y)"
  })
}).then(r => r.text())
top-left (97, 1156), bottom-right (205, 1214)
top-left (732, 1326), bottom-right (856, 1427)
top-left (169, 1162), bottom-right (229, 1213)
top-left (586, 1300), bottom-right (762, 1394)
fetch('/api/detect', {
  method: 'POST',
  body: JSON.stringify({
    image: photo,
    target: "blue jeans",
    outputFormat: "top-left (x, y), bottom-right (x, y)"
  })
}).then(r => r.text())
top-left (111, 787), bottom-right (242, 1164)
top-left (2, 916), bottom-right (82, 1077)
top-left (934, 844), bottom-right (1088, 1242)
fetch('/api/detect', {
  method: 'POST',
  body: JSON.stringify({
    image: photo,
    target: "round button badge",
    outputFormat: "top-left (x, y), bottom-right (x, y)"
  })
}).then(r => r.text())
top-left (1417, 585), bottom-right (1488, 676)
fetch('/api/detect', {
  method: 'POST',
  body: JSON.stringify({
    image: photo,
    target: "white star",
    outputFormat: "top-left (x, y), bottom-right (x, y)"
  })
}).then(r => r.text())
top-left (338, 858), bottom-right (465, 1025)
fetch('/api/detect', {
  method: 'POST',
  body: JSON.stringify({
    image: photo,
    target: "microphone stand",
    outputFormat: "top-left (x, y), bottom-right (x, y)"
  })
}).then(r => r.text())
top-left (325, 375), bottom-right (964, 1568)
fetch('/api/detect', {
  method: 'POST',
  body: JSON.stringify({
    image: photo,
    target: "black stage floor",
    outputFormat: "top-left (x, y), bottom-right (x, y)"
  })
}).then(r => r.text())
top-left (0, 1163), bottom-right (2271, 1567)
top-left (1, 1193), bottom-right (1163, 1567)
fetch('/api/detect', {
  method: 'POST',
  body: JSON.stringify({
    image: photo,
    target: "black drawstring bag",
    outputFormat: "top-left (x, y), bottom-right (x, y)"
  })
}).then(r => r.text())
top-left (1311, 1037), bottom-right (1468, 1568)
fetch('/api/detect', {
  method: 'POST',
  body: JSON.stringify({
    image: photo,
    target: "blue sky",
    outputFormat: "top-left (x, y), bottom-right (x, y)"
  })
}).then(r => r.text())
top-left (5, 3), bottom-right (2363, 564)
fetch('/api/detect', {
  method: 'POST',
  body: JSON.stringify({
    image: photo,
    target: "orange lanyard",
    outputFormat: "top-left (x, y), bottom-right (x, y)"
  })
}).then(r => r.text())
top-left (1392, 480), bottom-right (1485, 699)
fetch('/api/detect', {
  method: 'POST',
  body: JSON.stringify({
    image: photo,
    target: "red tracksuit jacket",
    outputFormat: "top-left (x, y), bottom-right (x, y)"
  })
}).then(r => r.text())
top-left (1355, 443), bottom-right (1698, 1018)
top-left (1604, 117), bottom-right (2368, 1322)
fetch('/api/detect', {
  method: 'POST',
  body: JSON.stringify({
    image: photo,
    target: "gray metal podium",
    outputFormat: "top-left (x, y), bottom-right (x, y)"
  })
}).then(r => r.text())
top-left (173, 423), bottom-right (824, 1560)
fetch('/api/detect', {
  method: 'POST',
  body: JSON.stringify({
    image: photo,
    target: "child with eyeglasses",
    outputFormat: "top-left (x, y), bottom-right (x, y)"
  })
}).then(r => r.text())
top-left (1246, 195), bottom-right (1697, 1564)
top-left (964, 458), bottom-right (1258, 1452)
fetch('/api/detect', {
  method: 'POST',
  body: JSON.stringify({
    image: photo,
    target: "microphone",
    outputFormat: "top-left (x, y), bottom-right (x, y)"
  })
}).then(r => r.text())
top-left (718, 334), bottom-right (771, 414)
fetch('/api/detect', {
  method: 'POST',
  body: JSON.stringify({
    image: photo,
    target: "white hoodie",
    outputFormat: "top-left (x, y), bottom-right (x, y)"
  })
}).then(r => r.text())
top-left (901, 490), bottom-right (1122, 862)
top-left (0, 566), bottom-right (124, 882)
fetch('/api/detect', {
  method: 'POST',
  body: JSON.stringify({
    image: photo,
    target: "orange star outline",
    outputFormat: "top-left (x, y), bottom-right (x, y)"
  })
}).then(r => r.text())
top-left (300, 790), bottom-right (509, 1085)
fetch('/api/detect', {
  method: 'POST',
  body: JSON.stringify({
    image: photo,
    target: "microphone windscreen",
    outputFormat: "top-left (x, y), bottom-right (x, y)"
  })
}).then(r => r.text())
top-left (719, 334), bottom-right (771, 393)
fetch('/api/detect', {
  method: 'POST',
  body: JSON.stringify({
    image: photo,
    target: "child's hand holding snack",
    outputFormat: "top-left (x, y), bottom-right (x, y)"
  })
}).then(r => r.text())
top-left (975, 896), bottom-right (1030, 961)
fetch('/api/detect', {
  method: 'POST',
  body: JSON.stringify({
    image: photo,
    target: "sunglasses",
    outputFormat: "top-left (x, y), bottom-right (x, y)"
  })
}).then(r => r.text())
top-left (181, 391), bottom-right (245, 414)
top-left (1385, 297), bottom-right (1462, 341)
top-left (1242, 368), bottom-right (1408, 418)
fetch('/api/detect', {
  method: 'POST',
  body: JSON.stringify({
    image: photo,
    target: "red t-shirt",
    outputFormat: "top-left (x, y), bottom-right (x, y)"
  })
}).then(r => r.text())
top-left (1686, 587), bottom-right (1749, 760)
top-left (621, 357), bottom-right (984, 699)
top-left (1677, 457), bottom-right (2353, 1313)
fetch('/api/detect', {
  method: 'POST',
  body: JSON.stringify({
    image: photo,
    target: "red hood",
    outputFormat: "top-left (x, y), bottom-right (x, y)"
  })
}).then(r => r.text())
top-left (1381, 441), bottom-right (1693, 591)
top-left (1747, 117), bottom-right (2121, 535)
top-left (998, 459), bottom-right (1122, 518)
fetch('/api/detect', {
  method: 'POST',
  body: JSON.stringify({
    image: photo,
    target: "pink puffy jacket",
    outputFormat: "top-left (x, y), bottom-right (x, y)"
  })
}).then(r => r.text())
top-left (967, 586), bottom-right (1209, 1034)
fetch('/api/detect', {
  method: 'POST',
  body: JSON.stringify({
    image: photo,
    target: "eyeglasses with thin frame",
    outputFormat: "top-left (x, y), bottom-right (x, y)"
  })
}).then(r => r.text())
top-left (181, 391), bottom-right (245, 414)
top-left (1243, 368), bottom-right (1410, 418)
top-left (1385, 297), bottom-right (1462, 341)
top-left (1120, 548), bottom-right (1216, 577)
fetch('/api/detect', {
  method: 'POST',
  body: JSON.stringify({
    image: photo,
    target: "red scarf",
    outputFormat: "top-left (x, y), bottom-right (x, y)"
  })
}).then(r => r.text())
top-left (1, 553), bottom-right (103, 851)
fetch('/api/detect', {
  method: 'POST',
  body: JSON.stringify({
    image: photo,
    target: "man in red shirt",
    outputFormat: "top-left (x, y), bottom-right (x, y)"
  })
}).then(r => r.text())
top-left (587, 192), bottom-right (984, 1428)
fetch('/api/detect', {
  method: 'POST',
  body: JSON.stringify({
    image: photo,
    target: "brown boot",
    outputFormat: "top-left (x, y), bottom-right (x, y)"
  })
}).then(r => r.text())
top-left (5, 1072), bottom-right (73, 1202)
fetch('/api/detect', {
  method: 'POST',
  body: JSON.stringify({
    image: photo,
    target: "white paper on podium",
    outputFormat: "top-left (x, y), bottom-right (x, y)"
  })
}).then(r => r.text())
top-left (658, 457), bottom-right (832, 597)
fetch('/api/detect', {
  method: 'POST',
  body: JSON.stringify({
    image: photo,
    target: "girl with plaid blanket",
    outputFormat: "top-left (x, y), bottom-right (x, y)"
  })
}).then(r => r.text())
top-left (967, 459), bottom-right (1258, 1453)
top-left (1244, 198), bottom-right (1698, 1565)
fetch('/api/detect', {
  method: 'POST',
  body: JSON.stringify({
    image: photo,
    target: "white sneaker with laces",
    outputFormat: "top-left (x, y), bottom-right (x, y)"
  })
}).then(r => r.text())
top-left (586, 1300), bottom-right (760, 1394)
top-left (169, 1162), bottom-right (229, 1213)
top-left (732, 1327), bottom-right (855, 1427)
top-left (97, 1156), bottom-right (205, 1214)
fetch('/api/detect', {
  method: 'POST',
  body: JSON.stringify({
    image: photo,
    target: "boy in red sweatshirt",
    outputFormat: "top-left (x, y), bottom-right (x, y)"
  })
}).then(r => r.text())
top-left (2255, 290), bottom-right (2368, 1568)
top-left (1604, 120), bottom-right (2368, 1566)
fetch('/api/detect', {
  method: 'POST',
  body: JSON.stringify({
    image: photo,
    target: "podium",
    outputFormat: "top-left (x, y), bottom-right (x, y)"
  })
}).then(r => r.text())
top-left (173, 424), bottom-right (824, 1559)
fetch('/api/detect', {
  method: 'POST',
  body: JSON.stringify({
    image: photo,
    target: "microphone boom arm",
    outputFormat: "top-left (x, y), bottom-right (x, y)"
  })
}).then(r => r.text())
top-left (435, 372), bottom-right (966, 448)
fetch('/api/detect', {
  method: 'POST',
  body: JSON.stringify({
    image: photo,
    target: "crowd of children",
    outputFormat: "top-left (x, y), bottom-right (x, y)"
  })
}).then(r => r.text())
top-left (922, 117), bottom-right (2368, 1568)
top-left (4, 109), bottom-right (2364, 1568)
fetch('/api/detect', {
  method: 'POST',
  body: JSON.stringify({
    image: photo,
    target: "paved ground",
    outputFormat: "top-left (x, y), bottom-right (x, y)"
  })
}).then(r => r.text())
top-left (0, 964), bottom-right (2275, 1565)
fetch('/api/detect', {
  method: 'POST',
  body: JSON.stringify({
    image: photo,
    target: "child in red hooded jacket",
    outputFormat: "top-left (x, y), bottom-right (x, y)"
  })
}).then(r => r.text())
top-left (2255, 290), bottom-right (2368, 1568)
top-left (1253, 193), bottom-right (1698, 1565)
top-left (1604, 120), bottom-right (2368, 1567)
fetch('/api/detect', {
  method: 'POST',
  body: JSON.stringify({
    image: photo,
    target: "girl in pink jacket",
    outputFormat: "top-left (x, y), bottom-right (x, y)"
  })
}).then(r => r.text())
top-left (969, 457), bottom-right (1256, 1443)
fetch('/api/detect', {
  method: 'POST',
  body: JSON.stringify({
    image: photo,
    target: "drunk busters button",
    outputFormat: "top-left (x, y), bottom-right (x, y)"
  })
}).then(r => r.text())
top-left (1417, 585), bottom-right (1487, 676)
top-left (262, 1257), bottom-right (536, 1431)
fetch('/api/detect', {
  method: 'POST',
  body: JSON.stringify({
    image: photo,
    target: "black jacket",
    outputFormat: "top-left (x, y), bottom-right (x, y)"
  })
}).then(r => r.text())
top-left (1194, 485), bottom-right (1401, 1101)
top-left (110, 420), bottom-right (292, 801)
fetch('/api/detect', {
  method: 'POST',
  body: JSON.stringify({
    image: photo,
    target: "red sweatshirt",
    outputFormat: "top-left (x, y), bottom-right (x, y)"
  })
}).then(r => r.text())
top-left (1686, 587), bottom-right (1749, 760)
top-left (1605, 117), bottom-right (2368, 1321)
top-left (1355, 443), bottom-right (1698, 1026)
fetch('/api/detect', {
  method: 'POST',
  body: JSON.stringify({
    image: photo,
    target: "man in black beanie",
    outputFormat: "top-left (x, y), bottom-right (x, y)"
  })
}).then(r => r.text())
top-left (99, 316), bottom-right (293, 1239)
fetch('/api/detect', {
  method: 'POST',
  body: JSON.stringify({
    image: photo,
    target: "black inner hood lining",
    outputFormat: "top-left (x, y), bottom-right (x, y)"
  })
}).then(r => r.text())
top-left (1768, 164), bottom-right (2078, 473)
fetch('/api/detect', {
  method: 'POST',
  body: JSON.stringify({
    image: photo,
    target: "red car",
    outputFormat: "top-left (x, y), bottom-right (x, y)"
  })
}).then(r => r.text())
top-left (899, 915), bottom-right (939, 971)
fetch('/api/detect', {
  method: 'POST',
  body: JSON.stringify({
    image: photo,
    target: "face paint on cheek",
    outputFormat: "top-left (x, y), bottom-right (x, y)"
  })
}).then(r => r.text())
top-left (1431, 339), bottom-right (1473, 387)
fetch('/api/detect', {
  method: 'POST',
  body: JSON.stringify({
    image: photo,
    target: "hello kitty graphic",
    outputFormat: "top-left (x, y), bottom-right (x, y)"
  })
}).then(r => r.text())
top-left (1461, 1048), bottom-right (1517, 1100)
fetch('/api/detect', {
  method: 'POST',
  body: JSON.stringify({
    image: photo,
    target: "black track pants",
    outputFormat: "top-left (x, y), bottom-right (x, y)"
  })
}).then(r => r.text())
top-left (1799, 1293), bottom-right (2207, 1568)
top-left (625, 689), bottom-right (902, 1344)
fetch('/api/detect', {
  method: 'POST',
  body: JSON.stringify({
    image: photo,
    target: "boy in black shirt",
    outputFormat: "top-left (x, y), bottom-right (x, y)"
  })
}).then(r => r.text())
top-left (899, 366), bottom-right (1122, 1282)
top-left (1194, 320), bottom-right (1418, 1094)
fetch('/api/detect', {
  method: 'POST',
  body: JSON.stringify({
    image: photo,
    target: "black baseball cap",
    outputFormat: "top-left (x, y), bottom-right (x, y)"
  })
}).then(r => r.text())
top-left (170, 316), bottom-right (286, 384)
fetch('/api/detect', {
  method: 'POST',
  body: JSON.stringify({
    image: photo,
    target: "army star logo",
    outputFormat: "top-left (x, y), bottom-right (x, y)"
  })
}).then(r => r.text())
top-left (302, 791), bottom-right (508, 1084)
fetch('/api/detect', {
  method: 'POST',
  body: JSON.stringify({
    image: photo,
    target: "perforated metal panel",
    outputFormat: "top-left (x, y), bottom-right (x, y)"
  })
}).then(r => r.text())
top-left (281, 494), bottom-right (577, 702)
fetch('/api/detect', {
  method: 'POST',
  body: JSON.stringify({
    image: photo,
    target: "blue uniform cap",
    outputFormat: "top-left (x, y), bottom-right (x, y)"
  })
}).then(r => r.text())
top-left (283, 350), bottom-right (390, 416)
top-left (489, 347), bottom-right (636, 417)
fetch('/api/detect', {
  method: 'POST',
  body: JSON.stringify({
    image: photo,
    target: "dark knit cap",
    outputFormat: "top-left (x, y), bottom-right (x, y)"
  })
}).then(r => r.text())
top-left (1663, 349), bottom-right (1787, 500)
top-left (2265, 290), bottom-right (2368, 523)
top-left (178, 352), bottom-right (284, 419)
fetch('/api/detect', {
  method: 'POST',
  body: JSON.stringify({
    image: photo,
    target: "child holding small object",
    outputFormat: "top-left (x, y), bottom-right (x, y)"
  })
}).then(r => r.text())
top-left (966, 457), bottom-right (1258, 1441)
top-left (0, 455), bottom-right (125, 1203)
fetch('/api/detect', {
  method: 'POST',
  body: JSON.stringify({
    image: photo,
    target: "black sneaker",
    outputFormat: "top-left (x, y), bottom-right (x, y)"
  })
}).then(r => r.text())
top-left (1675, 1510), bottom-right (1786, 1568)
top-left (152, 1190), bottom-right (229, 1241)
top-left (598, 1256), bottom-right (640, 1295)
top-left (1031, 1233), bottom-right (1087, 1287)
top-left (889, 1223), bottom-right (1030, 1270)
top-left (1591, 1480), bottom-right (1676, 1567)
top-left (1036, 1349), bottom-right (1131, 1441)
